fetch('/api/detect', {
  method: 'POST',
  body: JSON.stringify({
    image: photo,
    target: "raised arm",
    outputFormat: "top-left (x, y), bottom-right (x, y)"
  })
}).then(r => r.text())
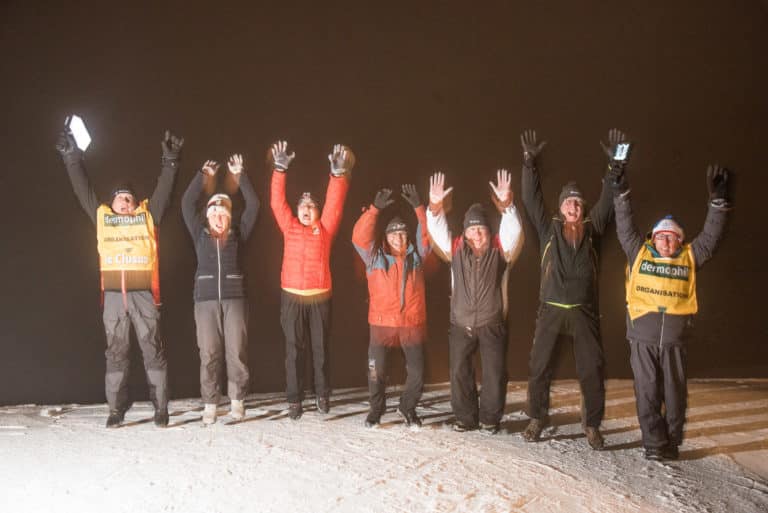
top-left (57, 130), bottom-right (99, 225)
top-left (181, 160), bottom-right (217, 239)
top-left (519, 130), bottom-right (550, 240)
top-left (490, 169), bottom-right (525, 264)
top-left (589, 128), bottom-right (628, 235)
top-left (691, 165), bottom-right (731, 268)
top-left (148, 130), bottom-right (183, 224)
top-left (425, 172), bottom-right (454, 262)
top-left (320, 144), bottom-right (354, 236)
top-left (352, 190), bottom-right (390, 266)
top-left (401, 184), bottom-right (430, 258)
top-left (226, 154), bottom-right (260, 240)
top-left (269, 141), bottom-right (297, 233)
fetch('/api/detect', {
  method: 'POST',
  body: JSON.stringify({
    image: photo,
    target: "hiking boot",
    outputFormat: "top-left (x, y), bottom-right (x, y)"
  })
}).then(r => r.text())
top-left (364, 411), bottom-right (381, 428)
top-left (585, 426), bottom-right (605, 450)
top-left (154, 408), bottom-right (169, 428)
top-left (452, 421), bottom-right (477, 432)
top-left (397, 407), bottom-right (422, 428)
top-left (202, 403), bottom-right (217, 425)
top-left (662, 444), bottom-right (680, 460)
top-left (288, 402), bottom-right (303, 420)
top-left (230, 399), bottom-right (245, 421)
top-left (522, 418), bottom-right (544, 442)
top-left (105, 410), bottom-right (124, 428)
top-left (316, 396), bottom-right (330, 414)
top-left (644, 447), bottom-right (664, 461)
top-left (479, 423), bottom-right (500, 435)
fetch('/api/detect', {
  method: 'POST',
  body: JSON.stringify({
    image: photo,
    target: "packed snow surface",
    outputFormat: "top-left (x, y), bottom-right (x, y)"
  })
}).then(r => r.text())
top-left (1, 379), bottom-right (767, 513)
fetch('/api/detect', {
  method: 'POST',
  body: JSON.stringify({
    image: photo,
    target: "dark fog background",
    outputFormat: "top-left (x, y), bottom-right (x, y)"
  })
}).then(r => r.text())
top-left (1, 1), bottom-right (766, 405)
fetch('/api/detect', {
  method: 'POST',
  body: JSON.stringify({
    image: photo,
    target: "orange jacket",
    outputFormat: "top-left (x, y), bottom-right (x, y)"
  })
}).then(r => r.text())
top-left (271, 170), bottom-right (349, 293)
top-left (352, 205), bottom-right (430, 327)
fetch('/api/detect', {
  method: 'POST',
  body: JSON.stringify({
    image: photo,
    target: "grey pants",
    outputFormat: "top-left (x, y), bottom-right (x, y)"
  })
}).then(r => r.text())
top-left (194, 298), bottom-right (250, 404)
top-left (103, 290), bottom-right (168, 413)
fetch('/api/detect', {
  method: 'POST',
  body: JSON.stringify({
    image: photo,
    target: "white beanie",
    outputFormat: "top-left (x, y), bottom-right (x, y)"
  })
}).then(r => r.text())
top-left (651, 216), bottom-right (684, 241)
top-left (206, 193), bottom-right (232, 218)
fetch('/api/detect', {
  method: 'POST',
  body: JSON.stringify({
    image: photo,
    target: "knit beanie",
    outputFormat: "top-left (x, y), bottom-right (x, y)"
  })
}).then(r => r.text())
top-left (297, 192), bottom-right (321, 210)
top-left (651, 215), bottom-right (684, 241)
top-left (206, 193), bottom-right (232, 218)
top-left (463, 203), bottom-right (489, 230)
top-left (558, 181), bottom-right (584, 207)
top-left (110, 183), bottom-right (136, 200)
top-left (385, 216), bottom-right (407, 234)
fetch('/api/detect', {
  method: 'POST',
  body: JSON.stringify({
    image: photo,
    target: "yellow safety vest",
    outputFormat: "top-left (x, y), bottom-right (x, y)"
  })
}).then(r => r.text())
top-left (626, 243), bottom-right (697, 320)
top-left (96, 200), bottom-right (157, 272)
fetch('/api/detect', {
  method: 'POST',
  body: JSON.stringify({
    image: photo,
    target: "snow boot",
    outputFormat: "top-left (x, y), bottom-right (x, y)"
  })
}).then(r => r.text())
top-left (397, 406), bottom-right (422, 428)
top-left (202, 403), bottom-right (217, 425)
top-left (230, 399), bottom-right (245, 421)
top-left (316, 396), bottom-right (330, 414)
top-left (585, 426), bottom-right (604, 450)
top-left (106, 410), bottom-right (124, 428)
top-left (479, 423), bottom-right (500, 435)
top-left (364, 411), bottom-right (381, 428)
top-left (288, 402), bottom-right (303, 420)
top-left (154, 408), bottom-right (169, 428)
top-left (644, 447), bottom-right (664, 461)
top-left (522, 418), bottom-right (545, 442)
top-left (452, 420), bottom-right (477, 432)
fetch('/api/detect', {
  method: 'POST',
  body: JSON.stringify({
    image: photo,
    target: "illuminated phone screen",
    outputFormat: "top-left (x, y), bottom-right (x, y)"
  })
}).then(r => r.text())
top-left (66, 115), bottom-right (92, 151)
top-left (614, 143), bottom-right (630, 161)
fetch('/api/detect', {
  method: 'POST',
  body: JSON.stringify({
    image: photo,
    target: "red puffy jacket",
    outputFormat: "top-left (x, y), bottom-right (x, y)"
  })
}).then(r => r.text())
top-left (352, 205), bottom-right (430, 328)
top-left (271, 170), bottom-right (349, 293)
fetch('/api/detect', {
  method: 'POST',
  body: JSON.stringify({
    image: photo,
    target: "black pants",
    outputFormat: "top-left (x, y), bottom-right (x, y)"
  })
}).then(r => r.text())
top-left (102, 290), bottom-right (168, 413)
top-left (630, 340), bottom-right (687, 449)
top-left (449, 323), bottom-right (508, 427)
top-left (527, 303), bottom-right (605, 427)
top-left (367, 325), bottom-right (425, 416)
top-left (280, 291), bottom-right (332, 403)
top-left (194, 298), bottom-right (249, 404)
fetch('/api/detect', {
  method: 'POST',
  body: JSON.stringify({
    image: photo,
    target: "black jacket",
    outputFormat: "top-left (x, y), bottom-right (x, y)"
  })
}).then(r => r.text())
top-left (63, 150), bottom-right (178, 291)
top-left (614, 191), bottom-right (728, 345)
top-left (182, 171), bottom-right (259, 302)
top-left (521, 163), bottom-right (614, 307)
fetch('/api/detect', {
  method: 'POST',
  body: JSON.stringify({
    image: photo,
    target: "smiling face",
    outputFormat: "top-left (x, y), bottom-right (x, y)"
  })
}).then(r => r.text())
top-left (207, 210), bottom-right (231, 236)
top-left (464, 225), bottom-right (490, 253)
top-left (297, 200), bottom-right (320, 226)
top-left (559, 197), bottom-right (584, 223)
top-left (386, 230), bottom-right (408, 256)
top-left (111, 193), bottom-right (137, 214)
top-left (653, 232), bottom-right (682, 258)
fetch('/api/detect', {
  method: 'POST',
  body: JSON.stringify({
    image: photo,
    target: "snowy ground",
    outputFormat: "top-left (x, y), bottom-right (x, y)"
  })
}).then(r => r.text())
top-left (1, 379), bottom-right (767, 513)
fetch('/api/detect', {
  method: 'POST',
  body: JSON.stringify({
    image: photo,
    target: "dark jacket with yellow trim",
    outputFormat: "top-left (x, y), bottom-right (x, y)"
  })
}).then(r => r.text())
top-left (521, 163), bottom-right (614, 307)
top-left (614, 191), bottom-right (728, 345)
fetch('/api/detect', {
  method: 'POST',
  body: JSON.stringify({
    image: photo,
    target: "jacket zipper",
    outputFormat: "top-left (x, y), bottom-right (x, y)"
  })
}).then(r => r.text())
top-left (216, 239), bottom-right (222, 303)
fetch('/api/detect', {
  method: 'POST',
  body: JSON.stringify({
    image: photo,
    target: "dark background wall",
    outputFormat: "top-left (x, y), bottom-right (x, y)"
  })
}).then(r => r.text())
top-left (1, 1), bottom-right (766, 405)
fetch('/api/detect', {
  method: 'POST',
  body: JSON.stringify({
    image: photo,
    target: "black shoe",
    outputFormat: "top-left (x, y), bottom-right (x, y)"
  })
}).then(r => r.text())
top-left (364, 412), bottom-right (381, 428)
top-left (662, 444), bottom-right (680, 460)
top-left (452, 421), bottom-right (477, 432)
top-left (288, 402), bottom-right (303, 420)
top-left (397, 407), bottom-right (422, 428)
top-left (106, 410), bottom-right (124, 428)
top-left (584, 426), bottom-right (605, 450)
top-left (644, 447), bottom-right (664, 461)
top-left (479, 423), bottom-right (500, 435)
top-left (316, 396), bottom-right (330, 414)
top-left (154, 408), bottom-right (169, 428)
top-left (522, 418), bottom-right (545, 442)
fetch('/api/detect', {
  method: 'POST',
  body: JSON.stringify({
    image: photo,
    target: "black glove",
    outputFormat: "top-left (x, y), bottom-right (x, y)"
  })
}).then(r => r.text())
top-left (161, 130), bottom-right (184, 161)
top-left (600, 128), bottom-right (627, 162)
top-left (271, 140), bottom-right (295, 172)
top-left (55, 130), bottom-right (80, 158)
top-left (400, 184), bottom-right (421, 208)
top-left (706, 164), bottom-right (730, 204)
top-left (606, 161), bottom-right (629, 195)
top-left (520, 129), bottom-right (547, 167)
top-left (373, 188), bottom-right (395, 210)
